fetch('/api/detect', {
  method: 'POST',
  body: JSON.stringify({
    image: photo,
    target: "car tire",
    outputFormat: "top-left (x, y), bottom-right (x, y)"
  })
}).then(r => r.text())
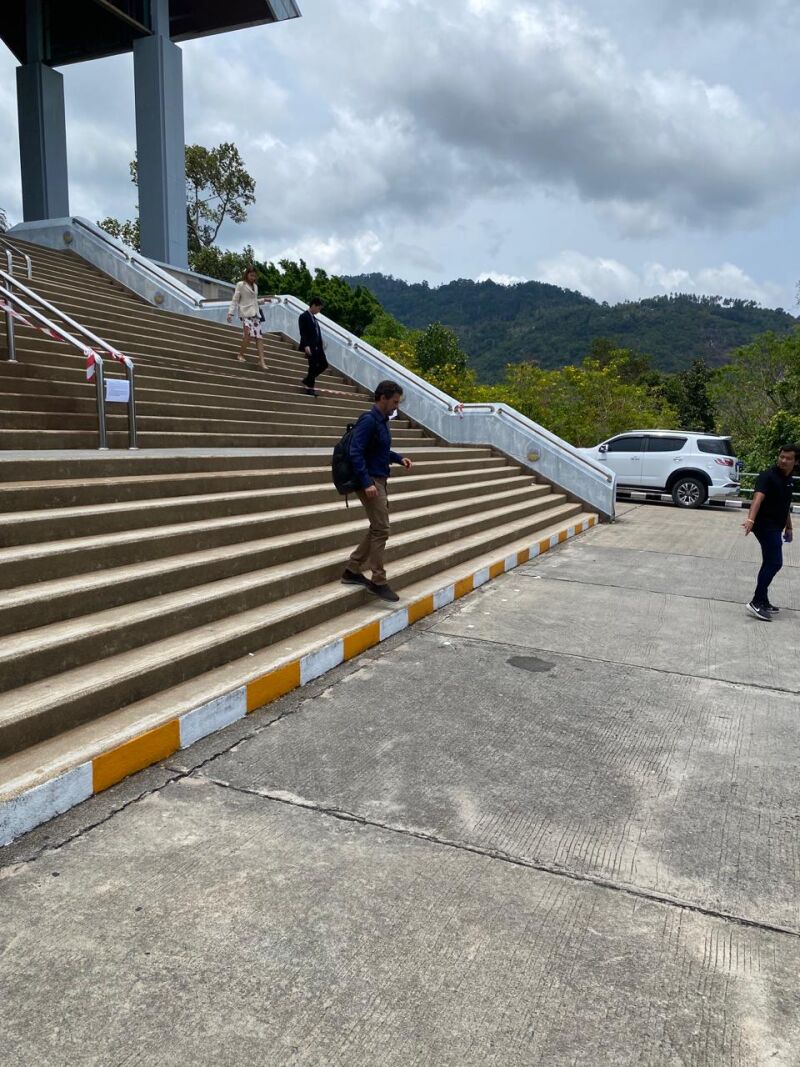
top-left (671, 475), bottom-right (707, 509)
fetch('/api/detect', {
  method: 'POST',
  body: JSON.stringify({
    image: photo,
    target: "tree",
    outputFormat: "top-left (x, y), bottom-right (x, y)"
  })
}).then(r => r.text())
top-left (500, 356), bottom-right (679, 446)
top-left (97, 216), bottom-right (140, 251)
top-left (0, 207), bottom-right (7, 232)
top-left (658, 359), bottom-right (716, 432)
top-left (98, 142), bottom-right (256, 255)
top-left (588, 337), bottom-right (652, 384)
top-left (709, 330), bottom-right (800, 451)
top-left (741, 412), bottom-right (800, 476)
top-left (415, 322), bottom-right (469, 377)
top-left (182, 143), bottom-right (255, 251)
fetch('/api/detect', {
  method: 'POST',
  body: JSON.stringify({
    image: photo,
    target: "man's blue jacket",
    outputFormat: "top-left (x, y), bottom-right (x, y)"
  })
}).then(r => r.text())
top-left (349, 406), bottom-right (404, 489)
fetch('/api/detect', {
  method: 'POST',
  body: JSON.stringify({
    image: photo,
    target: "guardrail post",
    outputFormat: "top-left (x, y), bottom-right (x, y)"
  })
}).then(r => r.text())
top-left (3, 305), bottom-right (16, 363)
top-left (94, 357), bottom-right (108, 450)
top-left (125, 360), bottom-right (138, 449)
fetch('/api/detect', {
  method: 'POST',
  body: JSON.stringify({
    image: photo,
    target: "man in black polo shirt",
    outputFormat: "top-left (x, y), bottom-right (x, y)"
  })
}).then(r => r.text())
top-left (743, 443), bottom-right (796, 621)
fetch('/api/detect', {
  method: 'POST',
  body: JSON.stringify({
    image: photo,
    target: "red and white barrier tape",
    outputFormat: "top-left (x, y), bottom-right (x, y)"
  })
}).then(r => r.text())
top-left (0, 300), bottom-right (128, 381)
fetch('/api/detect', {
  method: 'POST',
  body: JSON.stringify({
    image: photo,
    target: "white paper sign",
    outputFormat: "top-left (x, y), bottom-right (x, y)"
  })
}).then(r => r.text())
top-left (105, 378), bottom-right (130, 404)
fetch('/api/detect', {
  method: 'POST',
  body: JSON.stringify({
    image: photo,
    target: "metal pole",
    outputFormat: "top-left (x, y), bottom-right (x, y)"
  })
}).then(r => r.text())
top-left (4, 305), bottom-right (16, 362)
top-left (4, 250), bottom-right (12, 275)
top-left (125, 360), bottom-right (138, 449)
top-left (94, 357), bottom-right (108, 450)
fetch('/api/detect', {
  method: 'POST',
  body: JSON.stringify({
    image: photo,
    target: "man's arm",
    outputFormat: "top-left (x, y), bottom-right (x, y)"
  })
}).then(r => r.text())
top-left (742, 490), bottom-right (765, 535)
top-left (785, 505), bottom-right (793, 542)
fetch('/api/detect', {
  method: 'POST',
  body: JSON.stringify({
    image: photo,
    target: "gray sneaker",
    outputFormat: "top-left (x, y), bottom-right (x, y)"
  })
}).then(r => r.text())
top-left (746, 601), bottom-right (771, 621)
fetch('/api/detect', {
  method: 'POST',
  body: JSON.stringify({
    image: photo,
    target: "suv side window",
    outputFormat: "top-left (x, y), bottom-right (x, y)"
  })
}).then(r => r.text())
top-left (645, 436), bottom-right (687, 453)
top-left (606, 436), bottom-right (645, 452)
top-left (697, 438), bottom-right (734, 456)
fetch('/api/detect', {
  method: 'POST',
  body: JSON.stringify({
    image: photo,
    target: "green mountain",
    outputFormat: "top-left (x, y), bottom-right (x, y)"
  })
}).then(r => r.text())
top-left (344, 273), bottom-right (798, 381)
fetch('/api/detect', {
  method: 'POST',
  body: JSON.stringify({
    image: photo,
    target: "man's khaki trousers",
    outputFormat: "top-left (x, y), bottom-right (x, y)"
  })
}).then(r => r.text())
top-left (348, 477), bottom-right (390, 585)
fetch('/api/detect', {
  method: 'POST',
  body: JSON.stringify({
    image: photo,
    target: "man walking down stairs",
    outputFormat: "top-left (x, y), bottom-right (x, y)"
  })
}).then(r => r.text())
top-left (341, 380), bottom-right (414, 603)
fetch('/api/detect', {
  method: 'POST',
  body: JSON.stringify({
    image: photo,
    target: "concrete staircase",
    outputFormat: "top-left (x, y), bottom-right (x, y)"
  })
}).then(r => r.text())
top-left (0, 239), bottom-right (596, 839)
top-left (1, 238), bottom-right (426, 450)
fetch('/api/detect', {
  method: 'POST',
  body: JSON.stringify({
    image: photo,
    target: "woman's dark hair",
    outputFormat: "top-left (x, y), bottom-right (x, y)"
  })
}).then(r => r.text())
top-left (374, 380), bottom-right (403, 401)
top-left (241, 265), bottom-right (257, 281)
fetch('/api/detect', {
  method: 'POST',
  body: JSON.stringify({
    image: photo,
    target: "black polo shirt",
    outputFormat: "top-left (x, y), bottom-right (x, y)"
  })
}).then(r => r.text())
top-left (753, 465), bottom-right (794, 531)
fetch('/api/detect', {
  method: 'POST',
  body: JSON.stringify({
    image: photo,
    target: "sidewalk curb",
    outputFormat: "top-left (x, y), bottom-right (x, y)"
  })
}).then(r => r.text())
top-left (617, 491), bottom-right (798, 514)
top-left (0, 516), bottom-right (597, 847)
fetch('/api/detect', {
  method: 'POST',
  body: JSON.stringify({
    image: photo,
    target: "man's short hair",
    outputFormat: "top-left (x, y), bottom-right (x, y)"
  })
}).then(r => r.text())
top-left (374, 380), bottom-right (403, 402)
top-left (778, 443), bottom-right (799, 457)
top-left (309, 297), bottom-right (323, 308)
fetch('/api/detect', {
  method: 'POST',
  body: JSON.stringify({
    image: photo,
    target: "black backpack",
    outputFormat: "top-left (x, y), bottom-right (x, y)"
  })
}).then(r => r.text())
top-left (331, 413), bottom-right (373, 501)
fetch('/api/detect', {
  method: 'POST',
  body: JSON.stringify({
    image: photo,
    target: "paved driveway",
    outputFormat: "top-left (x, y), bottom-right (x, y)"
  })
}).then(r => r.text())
top-left (2, 503), bottom-right (798, 1065)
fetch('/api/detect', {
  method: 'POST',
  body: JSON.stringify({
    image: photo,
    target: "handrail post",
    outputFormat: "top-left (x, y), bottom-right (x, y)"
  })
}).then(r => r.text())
top-left (3, 304), bottom-right (16, 363)
top-left (125, 359), bottom-right (138, 449)
top-left (94, 357), bottom-right (109, 450)
top-left (4, 250), bottom-right (12, 276)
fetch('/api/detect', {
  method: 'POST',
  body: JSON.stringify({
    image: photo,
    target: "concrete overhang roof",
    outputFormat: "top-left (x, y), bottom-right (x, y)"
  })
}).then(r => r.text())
top-left (1, 0), bottom-right (301, 67)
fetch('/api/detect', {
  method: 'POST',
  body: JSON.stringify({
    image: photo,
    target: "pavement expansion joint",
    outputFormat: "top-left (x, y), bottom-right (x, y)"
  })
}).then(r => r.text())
top-left (428, 628), bottom-right (800, 698)
top-left (2, 769), bottom-right (184, 870)
top-left (197, 774), bottom-right (800, 943)
top-left (516, 571), bottom-right (800, 611)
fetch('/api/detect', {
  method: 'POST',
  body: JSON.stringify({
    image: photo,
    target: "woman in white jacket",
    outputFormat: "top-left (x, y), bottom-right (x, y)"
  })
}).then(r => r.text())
top-left (227, 266), bottom-right (271, 369)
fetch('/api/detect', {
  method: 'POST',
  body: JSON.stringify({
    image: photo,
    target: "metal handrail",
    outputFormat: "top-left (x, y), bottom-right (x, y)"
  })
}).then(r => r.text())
top-left (738, 472), bottom-right (800, 500)
top-left (72, 218), bottom-right (210, 307)
top-left (454, 403), bottom-right (616, 484)
top-left (269, 294), bottom-right (457, 412)
top-left (0, 236), bottom-right (32, 279)
top-left (273, 296), bottom-right (612, 483)
top-left (0, 274), bottom-right (137, 450)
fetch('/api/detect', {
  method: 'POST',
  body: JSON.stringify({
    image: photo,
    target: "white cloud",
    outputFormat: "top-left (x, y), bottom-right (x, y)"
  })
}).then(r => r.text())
top-left (476, 271), bottom-right (529, 286)
top-left (266, 230), bottom-right (383, 275)
top-left (535, 250), bottom-right (793, 307)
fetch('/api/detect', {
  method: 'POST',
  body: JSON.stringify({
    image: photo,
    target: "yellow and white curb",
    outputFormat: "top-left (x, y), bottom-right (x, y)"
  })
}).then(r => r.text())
top-left (0, 516), bottom-right (597, 847)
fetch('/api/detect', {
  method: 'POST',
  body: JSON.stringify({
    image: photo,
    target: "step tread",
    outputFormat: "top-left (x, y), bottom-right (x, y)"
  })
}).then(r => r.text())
top-left (0, 510), bottom-right (597, 800)
top-left (0, 504), bottom-right (589, 733)
top-left (0, 470), bottom-right (529, 529)
top-left (0, 494), bottom-right (572, 662)
top-left (0, 486), bottom-right (560, 611)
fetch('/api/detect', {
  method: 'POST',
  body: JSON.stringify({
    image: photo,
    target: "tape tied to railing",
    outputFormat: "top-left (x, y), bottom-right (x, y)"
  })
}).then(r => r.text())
top-left (1, 299), bottom-right (63, 341)
top-left (85, 347), bottom-right (128, 381)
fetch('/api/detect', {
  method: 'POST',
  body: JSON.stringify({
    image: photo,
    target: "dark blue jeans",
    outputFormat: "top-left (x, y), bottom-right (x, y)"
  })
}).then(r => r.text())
top-left (753, 526), bottom-right (783, 606)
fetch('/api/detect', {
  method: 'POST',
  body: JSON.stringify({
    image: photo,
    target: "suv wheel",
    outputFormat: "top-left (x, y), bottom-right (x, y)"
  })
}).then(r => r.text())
top-left (671, 475), bottom-right (707, 509)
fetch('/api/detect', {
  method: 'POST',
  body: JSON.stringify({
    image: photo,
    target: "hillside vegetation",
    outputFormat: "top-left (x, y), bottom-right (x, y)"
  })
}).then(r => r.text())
top-left (344, 273), bottom-right (797, 381)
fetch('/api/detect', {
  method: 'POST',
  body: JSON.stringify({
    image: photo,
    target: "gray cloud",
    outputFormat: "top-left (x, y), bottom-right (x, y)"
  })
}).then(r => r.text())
top-left (286, 1), bottom-right (800, 234)
top-left (0, 0), bottom-right (798, 304)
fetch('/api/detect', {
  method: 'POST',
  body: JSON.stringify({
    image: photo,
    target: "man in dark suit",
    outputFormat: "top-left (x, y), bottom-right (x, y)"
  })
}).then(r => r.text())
top-left (298, 298), bottom-right (328, 396)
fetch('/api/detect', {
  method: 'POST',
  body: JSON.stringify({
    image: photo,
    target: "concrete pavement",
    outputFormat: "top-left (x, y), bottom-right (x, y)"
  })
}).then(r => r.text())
top-left (2, 502), bottom-right (799, 1065)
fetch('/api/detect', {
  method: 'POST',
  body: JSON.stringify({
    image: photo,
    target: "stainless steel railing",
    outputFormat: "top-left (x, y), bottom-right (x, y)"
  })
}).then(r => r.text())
top-left (0, 236), bottom-right (33, 280)
top-left (0, 272), bottom-right (137, 450)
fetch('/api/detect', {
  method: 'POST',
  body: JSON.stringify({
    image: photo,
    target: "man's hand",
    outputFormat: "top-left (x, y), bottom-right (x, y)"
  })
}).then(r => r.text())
top-left (226, 314), bottom-right (233, 323)
top-left (305, 346), bottom-right (312, 356)
top-left (742, 517), bottom-right (754, 536)
top-left (364, 484), bottom-right (379, 499)
top-left (401, 458), bottom-right (413, 470)
top-left (784, 528), bottom-right (794, 543)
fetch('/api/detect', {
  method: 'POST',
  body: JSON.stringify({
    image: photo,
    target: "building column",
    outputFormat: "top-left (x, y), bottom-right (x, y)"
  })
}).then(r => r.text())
top-left (133, 0), bottom-right (188, 267)
top-left (16, 62), bottom-right (70, 221)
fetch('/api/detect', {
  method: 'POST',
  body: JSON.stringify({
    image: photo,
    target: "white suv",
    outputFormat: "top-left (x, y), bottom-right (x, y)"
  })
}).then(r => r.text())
top-left (581, 430), bottom-right (740, 508)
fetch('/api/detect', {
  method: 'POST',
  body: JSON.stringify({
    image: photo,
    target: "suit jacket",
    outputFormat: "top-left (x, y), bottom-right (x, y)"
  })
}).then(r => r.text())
top-left (298, 310), bottom-right (324, 356)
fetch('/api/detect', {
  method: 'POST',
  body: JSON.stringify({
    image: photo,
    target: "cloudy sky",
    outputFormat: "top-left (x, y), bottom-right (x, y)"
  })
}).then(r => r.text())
top-left (1, 0), bottom-right (799, 309)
